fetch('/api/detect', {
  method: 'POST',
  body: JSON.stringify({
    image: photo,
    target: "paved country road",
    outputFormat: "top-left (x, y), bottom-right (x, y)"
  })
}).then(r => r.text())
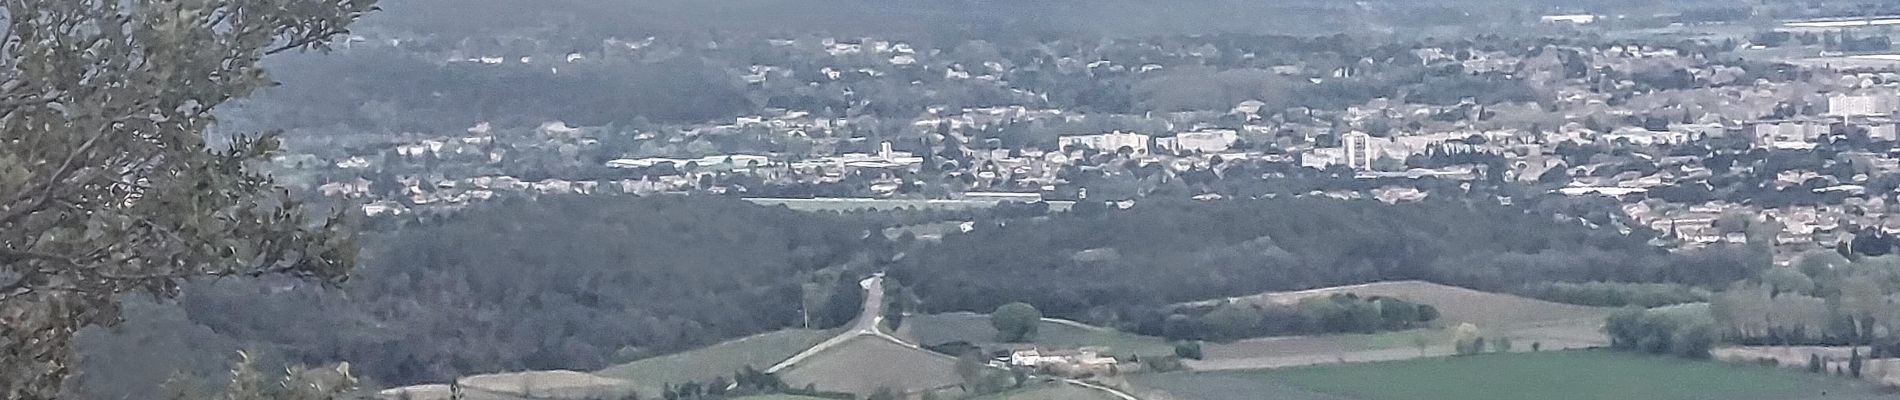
top-left (763, 273), bottom-right (1141, 400)
top-left (766, 273), bottom-right (886, 373)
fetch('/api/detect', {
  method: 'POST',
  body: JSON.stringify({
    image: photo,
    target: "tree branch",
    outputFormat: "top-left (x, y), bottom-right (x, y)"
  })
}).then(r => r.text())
top-left (0, 248), bottom-right (79, 267)
top-left (263, 28), bottom-right (348, 56)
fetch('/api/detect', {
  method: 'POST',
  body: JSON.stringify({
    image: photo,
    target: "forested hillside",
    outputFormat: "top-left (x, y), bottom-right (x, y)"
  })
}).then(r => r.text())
top-left (890, 198), bottom-right (1762, 336)
top-left (76, 196), bottom-right (1758, 397)
top-left (75, 196), bottom-right (882, 397)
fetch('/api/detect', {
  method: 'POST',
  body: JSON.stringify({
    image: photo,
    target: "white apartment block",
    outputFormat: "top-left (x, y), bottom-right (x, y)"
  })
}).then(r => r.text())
top-left (1828, 94), bottom-right (1896, 117)
top-left (1059, 131), bottom-right (1151, 155)
top-left (1156, 129), bottom-right (1239, 154)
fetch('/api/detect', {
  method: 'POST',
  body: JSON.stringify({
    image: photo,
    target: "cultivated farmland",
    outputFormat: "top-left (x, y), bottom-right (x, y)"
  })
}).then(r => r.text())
top-left (775, 335), bottom-right (964, 396)
top-left (1157, 351), bottom-right (1887, 400)
top-left (594, 329), bottom-right (828, 392)
top-left (1182, 281), bottom-right (1616, 370)
top-left (974, 381), bottom-right (1127, 400)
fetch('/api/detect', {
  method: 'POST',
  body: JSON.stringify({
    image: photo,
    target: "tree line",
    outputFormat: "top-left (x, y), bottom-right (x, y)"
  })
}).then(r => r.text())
top-left (887, 197), bottom-right (1757, 339)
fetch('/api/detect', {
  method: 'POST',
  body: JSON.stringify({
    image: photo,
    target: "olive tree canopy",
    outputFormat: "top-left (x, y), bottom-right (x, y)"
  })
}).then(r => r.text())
top-left (0, 0), bottom-right (375, 397)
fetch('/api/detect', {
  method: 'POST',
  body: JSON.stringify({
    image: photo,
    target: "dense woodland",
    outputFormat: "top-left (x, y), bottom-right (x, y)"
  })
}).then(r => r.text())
top-left (72, 193), bottom-right (1771, 396)
top-left (888, 198), bottom-right (1762, 338)
top-left (75, 196), bottom-right (885, 397)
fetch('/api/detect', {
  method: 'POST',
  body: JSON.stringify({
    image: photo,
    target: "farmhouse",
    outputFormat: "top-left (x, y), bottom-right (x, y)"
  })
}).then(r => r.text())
top-left (1006, 348), bottom-right (1119, 376)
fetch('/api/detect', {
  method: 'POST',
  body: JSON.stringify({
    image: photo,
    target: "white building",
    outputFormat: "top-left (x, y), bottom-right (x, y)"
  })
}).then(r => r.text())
top-left (1752, 121), bottom-right (1829, 147)
top-left (1156, 129), bottom-right (1240, 155)
top-left (1540, 14), bottom-right (1597, 24)
top-left (1059, 131), bottom-right (1150, 155)
top-left (1343, 132), bottom-right (1376, 170)
top-left (1302, 148), bottom-right (1348, 169)
top-left (1828, 94), bottom-right (1895, 117)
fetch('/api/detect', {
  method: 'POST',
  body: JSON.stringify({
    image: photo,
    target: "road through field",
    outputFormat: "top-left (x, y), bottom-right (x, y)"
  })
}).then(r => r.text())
top-left (767, 274), bottom-right (887, 373)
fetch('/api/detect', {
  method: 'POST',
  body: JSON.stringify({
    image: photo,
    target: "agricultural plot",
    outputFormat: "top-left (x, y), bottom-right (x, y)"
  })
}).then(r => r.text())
top-left (454, 370), bottom-right (641, 400)
top-left (1258, 351), bottom-right (1884, 400)
top-left (594, 329), bottom-right (828, 392)
top-left (1181, 281), bottom-right (1615, 370)
top-left (898, 312), bottom-right (1174, 358)
top-left (1127, 372), bottom-right (1354, 400)
top-left (972, 382), bottom-right (1126, 400)
top-left (730, 395), bottom-right (840, 400)
top-left (1185, 329), bottom-right (1450, 370)
top-left (775, 335), bottom-right (964, 396)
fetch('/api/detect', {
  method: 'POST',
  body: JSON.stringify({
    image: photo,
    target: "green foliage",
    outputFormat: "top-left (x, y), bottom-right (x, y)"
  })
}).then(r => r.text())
top-left (1452, 323), bottom-right (1485, 356)
top-left (1850, 348), bottom-right (1863, 378)
top-left (1166, 294), bottom-right (1437, 342)
top-left (1763, 267), bottom-right (1815, 297)
top-left (1172, 341), bottom-right (1204, 360)
top-left (894, 198), bottom-right (1731, 338)
top-left (1604, 306), bottom-right (1719, 359)
top-left (1515, 282), bottom-right (1710, 308)
top-left (202, 352), bottom-right (361, 400)
top-left (991, 303), bottom-right (1042, 343)
top-left (81, 196), bottom-right (875, 391)
top-left (0, 0), bottom-right (375, 397)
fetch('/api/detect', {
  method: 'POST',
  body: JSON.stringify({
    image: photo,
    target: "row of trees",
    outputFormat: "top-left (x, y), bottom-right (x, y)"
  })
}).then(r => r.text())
top-left (1515, 281), bottom-right (1710, 308)
top-left (1606, 251), bottom-right (1900, 360)
top-left (1604, 304), bottom-right (1721, 358)
top-left (1164, 294), bottom-right (1438, 342)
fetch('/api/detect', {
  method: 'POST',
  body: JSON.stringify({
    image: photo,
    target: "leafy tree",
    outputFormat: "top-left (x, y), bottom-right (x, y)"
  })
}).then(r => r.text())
top-left (1452, 323), bottom-right (1484, 355)
top-left (992, 302), bottom-right (1042, 342)
top-left (1851, 348), bottom-right (1864, 378)
top-left (0, 0), bottom-right (375, 397)
top-left (1202, 305), bottom-right (1259, 341)
top-left (1173, 341), bottom-right (1203, 360)
top-left (1763, 267), bottom-right (1815, 297)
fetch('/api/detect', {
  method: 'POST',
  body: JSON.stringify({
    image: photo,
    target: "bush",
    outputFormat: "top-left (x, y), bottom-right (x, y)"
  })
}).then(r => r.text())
top-left (1604, 305), bottom-right (1719, 359)
top-left (1517, 282), bottom-right (1710, 308)
top-left (1453, 323), bottom-right (1485, 355)
top-left (1173, 341), bottom-right (1204, 360)
top-left (992, 303), bottom-right (1042, 342)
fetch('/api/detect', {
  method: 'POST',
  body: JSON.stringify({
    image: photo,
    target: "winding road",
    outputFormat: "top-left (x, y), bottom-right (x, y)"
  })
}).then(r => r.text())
top-left (765, 273), bottom-right (888, 373)
top-left (763, 273), bottom-right (1141, 400)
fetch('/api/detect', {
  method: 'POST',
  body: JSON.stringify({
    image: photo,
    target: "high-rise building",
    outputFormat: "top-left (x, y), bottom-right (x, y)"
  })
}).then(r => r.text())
top-left (1342, 132), bottom-right (1376, 170)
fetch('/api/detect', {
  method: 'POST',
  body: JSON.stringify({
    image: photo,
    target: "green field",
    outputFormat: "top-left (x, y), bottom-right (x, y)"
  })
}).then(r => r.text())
top-left (777, 335), bottom-right (963, 396)
top-left (898, 312), bottom-right (1173, 358)
top-left (730, 395), bottom-right (839, 400)
top-left (973, 382), bottom-right (1123, 400)
top-left (1243, 351), bottom-right (1884, 400)
top-left (594, 329), bottom-right (828, 392)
